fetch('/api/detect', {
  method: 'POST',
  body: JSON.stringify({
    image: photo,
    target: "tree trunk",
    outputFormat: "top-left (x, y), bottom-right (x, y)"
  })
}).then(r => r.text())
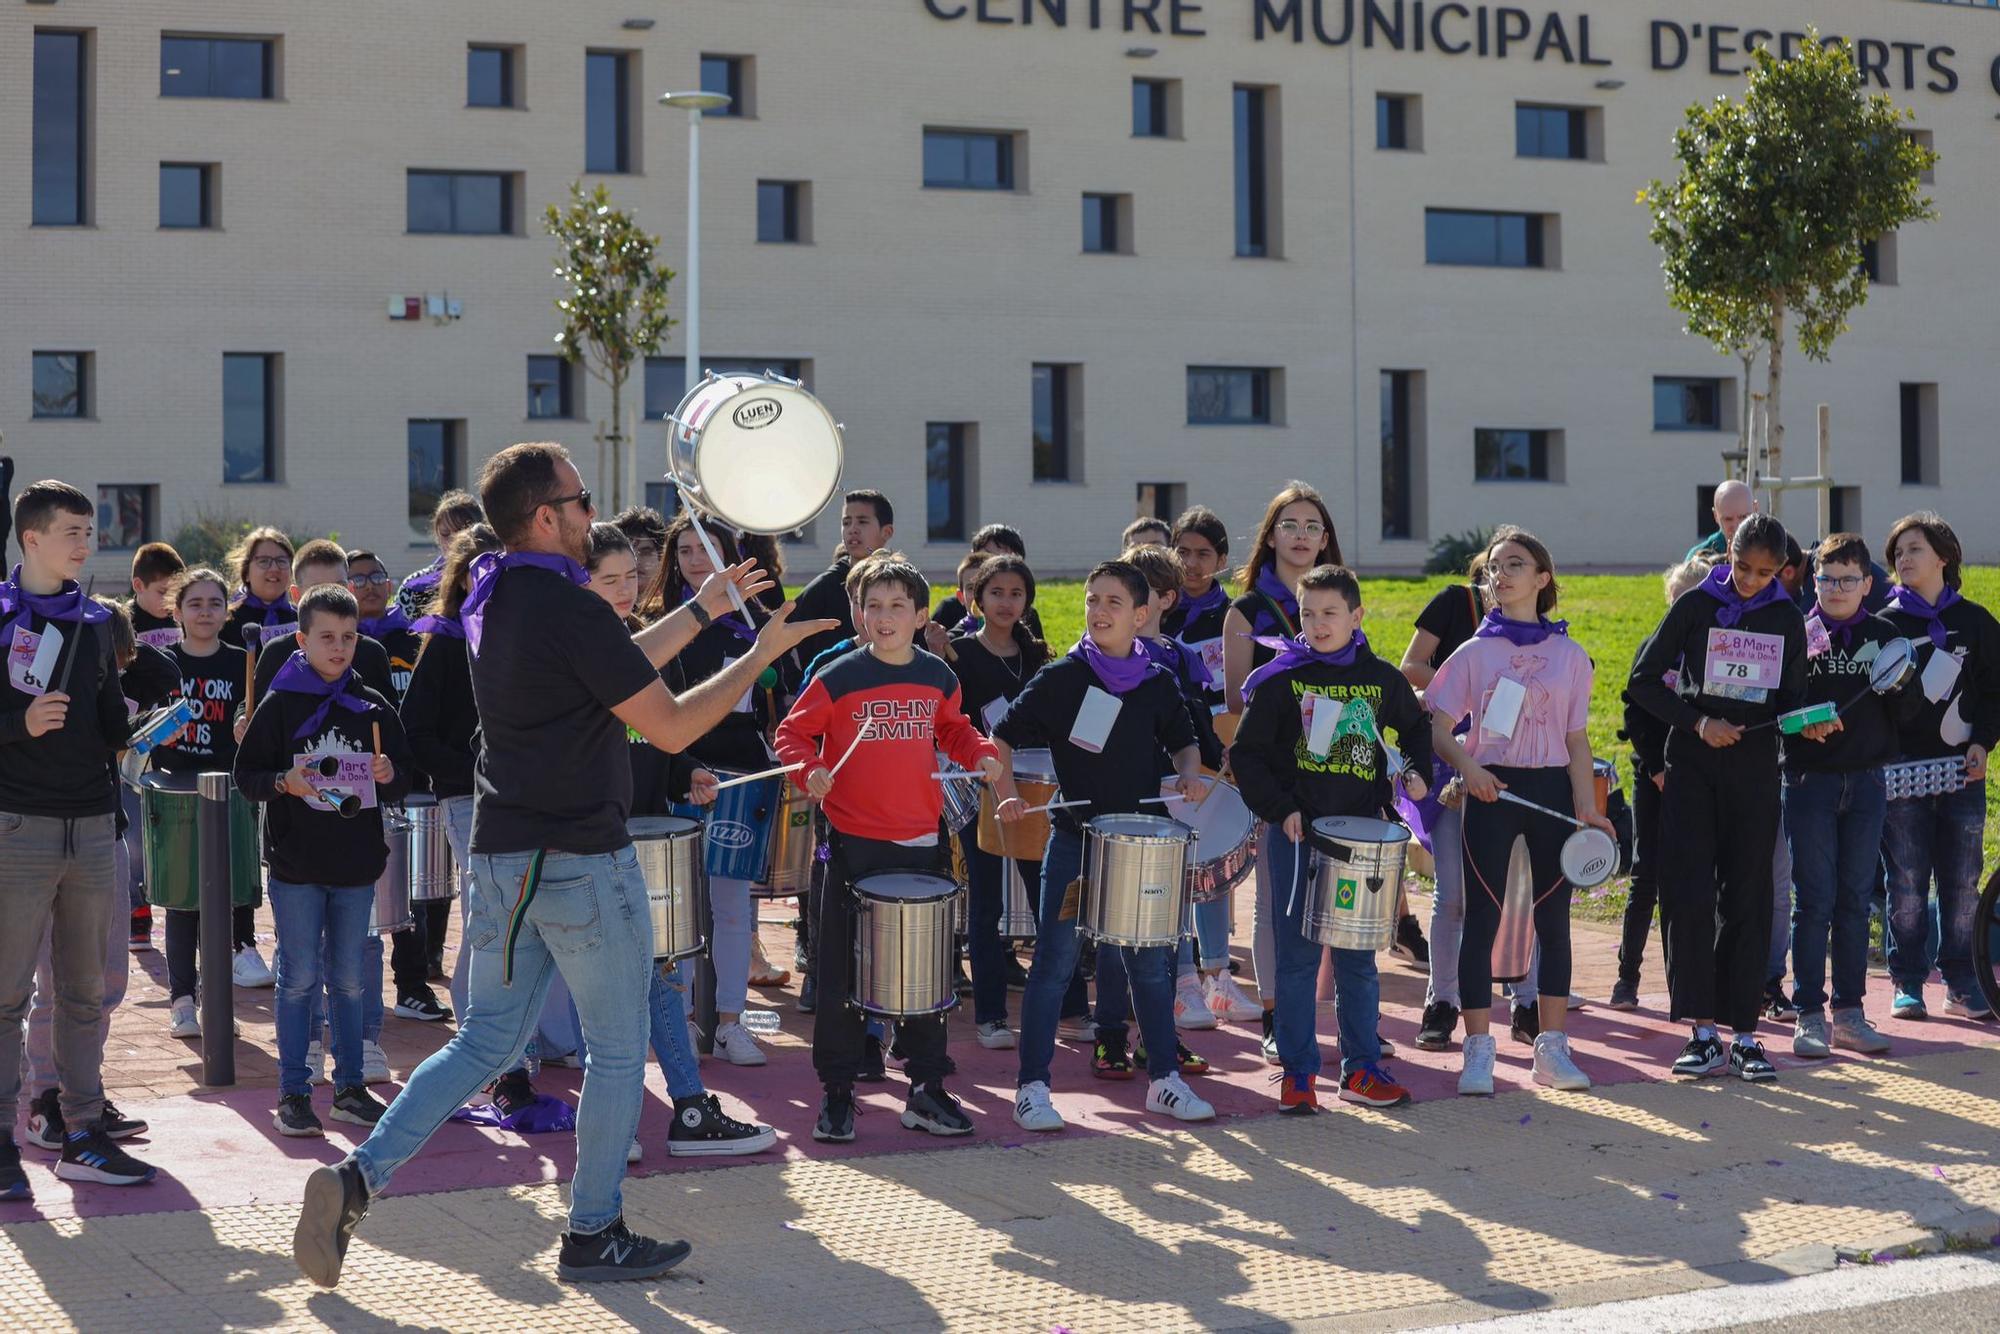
top-left (1737, 346), bottom-right (1756, 467)
top-left (1766, 300), bottom-right (1785, 520)
top-left (607, 374), bottom-right (625, 512)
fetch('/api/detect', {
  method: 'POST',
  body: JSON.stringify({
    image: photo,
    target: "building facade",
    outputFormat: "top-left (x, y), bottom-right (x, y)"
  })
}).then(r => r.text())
top-left (6, 0), bottom-right (1997, 581)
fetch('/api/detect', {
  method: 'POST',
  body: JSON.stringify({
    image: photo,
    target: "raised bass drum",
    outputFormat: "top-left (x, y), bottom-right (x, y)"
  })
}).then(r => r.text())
top-left (667, 370), bottom-right (844, 535)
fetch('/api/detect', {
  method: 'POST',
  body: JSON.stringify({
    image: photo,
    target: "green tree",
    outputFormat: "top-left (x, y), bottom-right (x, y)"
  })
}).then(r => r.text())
top-left (545, 182), bottom-right (676, 510)
top-left (1640, 33), bottom-right (1937, 488)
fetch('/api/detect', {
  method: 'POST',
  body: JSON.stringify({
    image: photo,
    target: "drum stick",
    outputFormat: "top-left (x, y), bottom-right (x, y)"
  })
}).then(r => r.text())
top-left (930, 771), bottom-right (983, 782)
top-left (1022, 798), bottom-right (1089, 815)
top-left (828, 721), bottom-right (874, 777)
top-left (687, 513), bottom-right (754, 625)
top-left (371, 721), bottom-right (382, 756)
top-left (1496, 789), bottom-right (1588, 830)
top-left (714, 761), bottom-right (803, 791)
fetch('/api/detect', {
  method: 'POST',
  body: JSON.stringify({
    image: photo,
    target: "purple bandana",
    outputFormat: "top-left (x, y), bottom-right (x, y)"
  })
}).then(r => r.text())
top-left (1241, 630), bottom-right (1370, 700)
top-left (410, 613), bottom-right (465, 640)
top-left (447, 1093), bottom-right (576, 1134)
top-left (1250, 566), bottom-right (1301, 635)
top-left (1, 565), bottom-right (110, 647)
top-left (1888, 584), bottom-right (1962, 649)
top-left (1808, 602), bottom-right (1871, 651)
top-left (1473, 609), bottom-right (1568, 646)
top-left (402, 557), bottom-right (444, 594)
top-left (270, 651), bottom-right (373, 740)
top-left (1068, 636), bottom-right (1163, 696)
top-left (1699, 563), bottom-right (1791, 629)
top-left (234, 588), bottom-right (296, 626)
top-left (359, 607), bottom-right (412, 639)
top-left (462, 550), bottom-right (589, 657)
top-left (1179, 581), bottom-right (1229, 624)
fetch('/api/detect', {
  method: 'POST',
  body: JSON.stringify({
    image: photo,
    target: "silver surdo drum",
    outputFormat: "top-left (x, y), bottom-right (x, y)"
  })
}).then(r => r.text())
top-left (632, 816), bottom-right (709, 961)
top-left (1080, 814), bottom-right (1194, 948)
top-left (404, 793), bottom-right (455, 902)
top-left (852, 872), bottom-right (961, 1017)
top-left (369, 808), bottom-right (414, 936)
top-left (1301, 815), bottom-right (1409, 951)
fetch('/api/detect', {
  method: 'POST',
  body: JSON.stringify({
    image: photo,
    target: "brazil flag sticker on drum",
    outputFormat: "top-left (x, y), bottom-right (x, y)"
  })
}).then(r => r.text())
top-left (1335, 877), bottom-right (1359, 911)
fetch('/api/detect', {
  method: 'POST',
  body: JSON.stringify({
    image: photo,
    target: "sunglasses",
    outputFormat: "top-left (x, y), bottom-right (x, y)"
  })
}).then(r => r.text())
top-left (547, 488), bottom-right (593, 514)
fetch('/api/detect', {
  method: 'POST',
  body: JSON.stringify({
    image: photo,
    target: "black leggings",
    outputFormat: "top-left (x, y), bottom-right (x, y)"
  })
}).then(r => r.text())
top-left (166, 908), bottom-right (200, 1002)
top-left (1456, 765), bottom-right (1576, 1013)
top-left (1658, 729), bottom-right (1779, 1032)
top-left (1618, 771), bottom-right (1663, 985)
top-left (812, 832), bottom-right (954, 1089)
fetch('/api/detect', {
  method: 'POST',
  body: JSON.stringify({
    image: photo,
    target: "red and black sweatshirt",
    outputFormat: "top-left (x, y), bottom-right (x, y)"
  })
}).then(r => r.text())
top-left (775, 644), bottom-right (996, 843)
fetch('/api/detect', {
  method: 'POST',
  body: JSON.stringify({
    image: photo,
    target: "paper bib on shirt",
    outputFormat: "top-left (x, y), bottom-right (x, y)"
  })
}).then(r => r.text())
top-left (1702, 627), bottom-right (1782, 701)
top-left (296, 749), bottom-right (379, 812)
top-left (8, 623), bottom-right (63, 698)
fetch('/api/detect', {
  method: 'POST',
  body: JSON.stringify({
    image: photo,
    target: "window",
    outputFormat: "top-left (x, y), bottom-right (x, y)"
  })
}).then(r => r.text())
top-left (643, 357), bottom-right (803, 419)
top-left (1654, 376), bottom-right (1723, 431)
top-left (33, 30), bottom-right (88, 226)
top-left (700, 55), bottom-right (746, 116)
top-left (1830, 486), bottom-right (1861, 535)
top-left (1233, 85), bottom-right (1271, 257)
top-left (585, 51), bottom-right (632, 173)
top-left (160, 163), bottom-right (215, 228)
top-left (1695, 484), bottom-right (1720, 539)
top-left (1032, 364), bottom-right (1080, 483)
top-left (1425, 210), bottom-right (1546, 268)
top-left (407, 170), bottom-right (514, 234)
top-left (1900, 382), bottom-right (1938, 486)
top-left (1376, 94), bottom-right (1418, 151)
top-left (1082, 194), bottom-right (1124, 254)
top-left (927, 423), bottom-right (973, 542)
top-left (1381, 371), bottom-right (1417, 540)
top-left (757, 181), bottom-right (803, 243)
top-left (97, 486), bottom-right (156, 552)
top-left (1132, 77), bottom-right (1176, 138)
top-left (32, 351), bottom-right (90, 419)
top-left (223, 354), bottom-right (278, 483)
top-left (1515, 103), bottom-right (1588, 160)
top-left (1136, 482), bottom-right (1186, 523)
top-left (1904, 128), bottom-right (1935, 185)
top-left (1187, 367), bottom-right (1275, 426)
top-left (923, 130), bottom-right (1015, 190)
top-left (644, 481), bottom-right (680, 519)
top-left (1474, 428), bottom-right (1555, 482)
top-left (160, 36), bottom-right (274, 99)
top-left (527, 355), bottom-right (574, 419)
top-left (467, 45), bottom-right (516, 107)
top-left (408, 420), bottom-right (464, 542)
top-left (1861, 233), bottom-right (1898, 285)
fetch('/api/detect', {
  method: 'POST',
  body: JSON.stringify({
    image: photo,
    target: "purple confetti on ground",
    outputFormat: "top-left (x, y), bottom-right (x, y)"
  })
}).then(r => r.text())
top-left (1933, 1166), bottom-right (1947, 1179)
top-left (1327, 1226), bottom-right (1338, 1232)
top-left (1407, 1226), bottom-right (1421, 1234)
top-left (1660, 1192), bottom-right (1679, 1201)
top-left (1766, 1159), bottom-right (1784, 1167)
top-left (1700, 1121), bottom-right (1710, 1130)
top-left (1518, 1114), bottom-right (1532, 1125)
top-left (782, 1221), bottom-right (801, 1231)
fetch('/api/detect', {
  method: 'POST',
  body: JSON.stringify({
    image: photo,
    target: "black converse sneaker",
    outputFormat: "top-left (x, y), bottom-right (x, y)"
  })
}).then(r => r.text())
top-left (23, 1088), bottom-right (64, 1150)
top-left (274, 1093), bottom-right (324, 1138)
top-left (813, 1086), bottom-right (857, 1143)
top-left (1730, 1038), bottom-right (1778, 1082)
top-left (294, 1160), bottom-right (371, 1288)
top-left (901, 1081), bottom-right (974, 1137)
top-left (1672, 1032), bottom-right (1727, 1078)
top-left (0, 1138), bottom-right (30, 1202)
top-left (330, 1085), bottom-right (388, 1127)
top-left (55, 1126), bottom-right (156, 1186)
top-left (1259, 1009), bottom-right (1280, 1065)
top-left (556, 1216), bottom-right (691, 1283)
top-left (667, 1094), bottom-right (776, 1157)
top-left (1415, 1001), bottom-right (1460, 1052)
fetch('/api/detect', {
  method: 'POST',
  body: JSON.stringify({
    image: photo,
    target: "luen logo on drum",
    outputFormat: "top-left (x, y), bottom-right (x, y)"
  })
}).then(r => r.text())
top-left (1334, 877), bottom-right (1358, 911)
top-left (732, 397), bottom-right (783, 430)
top-left (710, 821), bottom-right (755, 850)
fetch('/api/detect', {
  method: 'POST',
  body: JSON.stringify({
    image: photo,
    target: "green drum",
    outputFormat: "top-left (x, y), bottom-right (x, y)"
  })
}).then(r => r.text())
top-left (140, 771), bottom-right (260, 911)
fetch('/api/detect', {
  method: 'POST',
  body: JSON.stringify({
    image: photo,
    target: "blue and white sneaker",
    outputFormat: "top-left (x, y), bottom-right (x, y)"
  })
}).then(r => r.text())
top-left (1891, 988), bottom-right (1928, 1021)
top-left (55, 1127), bottom-right (155, 1186)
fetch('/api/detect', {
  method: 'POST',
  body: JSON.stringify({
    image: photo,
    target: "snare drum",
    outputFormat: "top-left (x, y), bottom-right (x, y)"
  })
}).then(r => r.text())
top-left (404, 793), bottom-right (454, 902)
top-left (1301, 815), bottom-right (1410, 951)
top-left (140, 771), bottom-right (260, 911)
top-left (1169, 779), bottom-right (1259, 904)
top-left (1590, 756), bottom-right (1617, 818)
top-left (851, 872), bottom-right (961, 1017)
top-left (760, 777), bottom-right (818, 898)
top-left (937, 752), bottom-right (981, 834)
top-left (674, 769), bottom-right (780, 882)
top-left (370, 809), bottom-right (414, 936)
top-left (1080, 814), bottom-right (1193, 948)
top-left (668, 371), bottom-right (845, 535)
top-left (632, 816), bottom-right (709, 960)
top-left (978, 748), bottom-right (1058, 859)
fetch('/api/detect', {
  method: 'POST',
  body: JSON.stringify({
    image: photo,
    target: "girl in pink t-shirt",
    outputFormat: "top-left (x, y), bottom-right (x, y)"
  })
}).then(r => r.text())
top-left (1428, 527), bottom-right (1613, 1098)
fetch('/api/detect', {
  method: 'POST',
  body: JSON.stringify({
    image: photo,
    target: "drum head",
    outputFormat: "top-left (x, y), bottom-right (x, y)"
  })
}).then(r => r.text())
top-left (140, 770), bottom-right (199, 794)
top-left (630, 815), bottom-right (703, 839)
top-left (1311, 815), bottom-right (1409, 846)
top-left (1088, 813), bottom-right (1190, 842)
top-left (855, 872), bottom-right (958, 903)
top-left (404, 791), bottom-right (438, 809)
top-left (687, 381), bottom-right (843, 535)
top-left (1011, 748), bottom-right (1059, 784)
top-left (1561, 827), bottom-right (1619, 888)
top-left (1169, 780), bottom-right (1254, 846)
top-left (1870, 637), bottom-right (1918, 694)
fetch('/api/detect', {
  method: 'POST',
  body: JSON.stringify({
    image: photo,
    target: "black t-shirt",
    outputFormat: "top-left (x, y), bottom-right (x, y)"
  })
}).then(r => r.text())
top-left (1230, 648), bottom-right (1433, 825)
top-left (469, 566), bottom-right (661, 855)
top-left (1630, 587), bottom-right (1808, 737)
top-left (949, 630), bottom-right (1049, 741)
top-left (1229, 590), bottom-right (1295, 680)
top-left (122, 642), bottom-right (181, 712)
top-left (153, 642), bottom-right (250, 775)
top-left (400, 634), bottom-right (479, 798)
top-left (1164, 592), bottom-right (1230, 712)
top-left (254, 634), bottom-right (395, 705)
top-left (371, 627), bottom-right (422, 707)
top-left (1413, 584), bottom-right (1481, 671)
top-left (0, 611), bottom-right (127, 817)
top-left (223, 599), bottom-right (297, 651)
top-left (1883, 595), bottom-right (2000, 760)
top-left (661, 619), bottom-right (772, 773)
top-left (130, 604), bottom-right (182, 650)
top-left (995, 656), bottom-right (1197, 836)
top-left (934, 594), bottom-right (1045, 640)
top-left (791, 555), bottom-right (855, 667)
top-left (1782, 613), bottom-right (1921, 773)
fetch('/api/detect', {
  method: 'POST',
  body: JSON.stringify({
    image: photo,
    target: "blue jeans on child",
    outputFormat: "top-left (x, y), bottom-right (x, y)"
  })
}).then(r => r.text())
top-left (1265, 828), bottom-right (1379, 1078)
top-left (1018, 827), bottom-right (1179, 1086)
top-left (1783, 767), bottom-right (1886, 1015)
top-left (270, 879), bottom-right (373, 1096)
top-left (348, 845), bottom-right (653, 1235)
top-left (1882, 782), bottom-right (1987, 1003)
top-left (646, 960), bottom-right (704, 1100)
top-left (310, 933), bottom-right (383, 1046)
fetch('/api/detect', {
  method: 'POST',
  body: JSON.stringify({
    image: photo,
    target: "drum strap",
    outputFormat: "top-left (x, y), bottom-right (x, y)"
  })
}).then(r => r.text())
top-left (501, 849), bottom-right (548, 987)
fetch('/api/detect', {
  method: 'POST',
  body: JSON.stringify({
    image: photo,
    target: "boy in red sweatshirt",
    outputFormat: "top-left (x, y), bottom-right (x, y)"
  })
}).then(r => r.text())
top-left (775, 555), bottom-right (1001, 1143)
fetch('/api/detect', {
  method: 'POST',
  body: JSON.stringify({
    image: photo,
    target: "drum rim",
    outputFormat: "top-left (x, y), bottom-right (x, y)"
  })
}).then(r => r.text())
top-left (1009, 748), bottom-right (1061, 785)
top-left (685, 381), bottom-right (844, 537)
top-left (1560, 827), bottom-right (1618, 886)
top-left (1085, 813), bottom-right (1194, 842)
top-left (140, 769), bottom-right (200, 792)
top-left (629, 814), bottom-right (706, 837)
top-left (854, 871), bottom-right (960, 903)
top-left (1310, 814), bottom-right (1411, 842)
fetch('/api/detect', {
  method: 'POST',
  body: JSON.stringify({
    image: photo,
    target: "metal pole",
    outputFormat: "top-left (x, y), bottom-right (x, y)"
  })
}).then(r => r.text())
top-left (685, 108), bottom-right (703, 396)
top-left (197, 771), bottom-right (236, 1086)
top-left (1816, 403), bottom-right (1832, 539)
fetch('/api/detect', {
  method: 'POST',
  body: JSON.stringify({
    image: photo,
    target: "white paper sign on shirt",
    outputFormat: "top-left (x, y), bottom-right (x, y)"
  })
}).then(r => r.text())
top-left (1304, 692), bottom-right (1339, 759)
top-left (1069, 685), bottom-right (1122, 754)
top-left (1481, 676), bottom-right (1526, 740)
top-left (981, 694), bottom-right (1011, 733)
top-left (1921, 646), bottom-right (1962, 703)
top-left (1704, 628), bottom-right (1784, 695)
top-left (1188, 636), bottom-right (1226, 690)
top-left (722, 655), bottom-right (755, 714)
top-left (295, 750), bottom-right (378, 812)
top-left (8, 623), bottom-right (64, 699)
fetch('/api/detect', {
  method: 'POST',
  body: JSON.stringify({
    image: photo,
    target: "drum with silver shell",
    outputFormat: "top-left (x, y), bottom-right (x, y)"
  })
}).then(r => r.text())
top-left (1079, 814), bottom-right (1193, 948)
top-left (632, 815), bottom-right (709, 961)
top-left (1301, 815), bottom-right (1409, 951)
top-left (852, 871), bottom-right (961, 1017)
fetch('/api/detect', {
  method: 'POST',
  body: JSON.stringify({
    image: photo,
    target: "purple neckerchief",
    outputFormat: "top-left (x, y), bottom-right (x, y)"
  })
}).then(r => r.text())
top-left (410, 613), bottom-right (465, 640)
top-left (1250, 566), bottom-right (1301, 635)
top-left (1473, 609), bottom-right (1568, 646)
top-left (1889, 584), bottom-right (1963, 649)
top-left (447, 1093), bottom-right (576, 1134)
top-left (402, 557), bottom-right (444, 594)
top-left (462, 550), bottom-right (588, 657)
top-left (233, 588), bottom-right (296, 626)
top-left (1241, 630), bottom-right (1370, 700)
top-left (1808, 602), bottom-right (1871, 651)
top-left (1179, 582), bottom-right (1229, 624)
top-left (1068, 637), bottom-right (1163, 696)
top-left (681, 591), bottom-right (755, 645)
top-left (961, 614), bottom-right (985, 635)
top-left (270, 651), bottom-right (373, 740)
top-left (1698, 563), bottom-right (1790, 629)
top-left (0, 566), bottom-right (109, 647)
top-left (359, 607), bottom-right (412, 639)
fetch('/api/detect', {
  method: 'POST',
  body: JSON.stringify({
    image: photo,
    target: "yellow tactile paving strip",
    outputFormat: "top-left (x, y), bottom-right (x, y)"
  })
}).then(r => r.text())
top-left (5, 1046), bottom-right (1996, 1331)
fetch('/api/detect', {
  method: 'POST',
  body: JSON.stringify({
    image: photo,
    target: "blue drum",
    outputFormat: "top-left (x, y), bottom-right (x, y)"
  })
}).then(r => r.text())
top-left (673, 768), bottom-right (781, 882)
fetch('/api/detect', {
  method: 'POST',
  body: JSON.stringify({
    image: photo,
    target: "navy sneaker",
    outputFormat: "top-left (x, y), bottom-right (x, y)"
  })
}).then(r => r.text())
top-left (0, 1138), bottom-right (29, 1201)
top-left (813, 1087), bottom-right (857, 1143)
top-left (556, 1216), bottom-right (690, 1283)
top-left (55, 1127), bottom-right (156, 1186)
top-left (901, 1082), bottom-right (974, 1137)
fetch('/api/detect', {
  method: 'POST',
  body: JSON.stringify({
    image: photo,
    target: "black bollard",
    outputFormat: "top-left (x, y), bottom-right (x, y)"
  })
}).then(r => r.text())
top-left (196, 772), bottom-right (236, 1085)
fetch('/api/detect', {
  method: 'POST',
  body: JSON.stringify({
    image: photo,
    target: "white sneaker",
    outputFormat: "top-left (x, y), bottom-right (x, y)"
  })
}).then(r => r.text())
top-left (305, 1040), bottom-right (328, 1086)
top-left (628, 1138), bottom-right (643, 1163)
top-left (1458, 1033), bottom-right (1497, 1096)
top-left (362, 1039), bottom-right (391, 1084)
top-left (1056, 1016), bottom-right (1097, 1042)
top-left (232, 945), bottom-right (275, 989)
top-left (712, 1021), bottom-right (768, 1067)
top-left (1013, 1080), bottom-right (1064, 1132)
top-left (1202, 971), bottom-right (1262, 1023)
top-left (976, 1021), bottom-right (1017, 1050)
top-left (169, 997), bottom-right (201, 1039)
top-left (1146, 1072), bottom-right (1215, 1122)
top-left (1173, 975), bottom-right (1218, 1031)
top-left (1532, 1031), bottom-right (1591, 1091)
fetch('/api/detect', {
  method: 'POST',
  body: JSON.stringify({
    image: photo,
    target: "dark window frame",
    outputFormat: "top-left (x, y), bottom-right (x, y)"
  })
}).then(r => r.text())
top-left (1381, 370), bottom-right (1413, 540)
top-left (1376, 94), bottom-right (1409, 151)
top-left (466, 44), bottom-right (516, 108)
top-left (526, 355), bottom-right (574, 420)
top-left (1424, 209), bottom-right (1545, 268)
top-left (922, 129), bottom-right (1016, 191)
top-left (1652, 376), bottom-right (1723, 432)
top-left (699, 55), bottom-right (745, 116)
top-left (32, 351), bottom-right (90, 419)
top-left (927, 422), bottom-right (971, 543)
top-left (1132, 77), bottom-right (1171, 137)
top-left (757, 180), bottom-right (802, 243)
top-left (1186, 366), bottom-right (1275, 426)
top-left (33, 30), bottom-right (88, 227)
top-left (644, 356), bottom-right (804, 420)
top-left (1082, 193), bottom-right (1121, 254)
top-left (160, 35), bottom-right (275, 100)
top-left (1473, 427), bottom-right (1553, 482)
top-left (407, 419), bottom-right (464, 543)
top-left (159, 162), bottom-right (215, 229)
top-left (584, 50), bottom-right (632, 173)
top-left (1515, 103), bottom-right (1588, 160)
top-left (96, 484), bottom-right (157, 552)
top-left (1032, 363), bottom-right (1075, 483)
top-left (222, 352), bottom-right (279, 484)
top-left (1233, 85), bottom-right (1269, 258)
top-left (406, 170), bottom-right (515, 235)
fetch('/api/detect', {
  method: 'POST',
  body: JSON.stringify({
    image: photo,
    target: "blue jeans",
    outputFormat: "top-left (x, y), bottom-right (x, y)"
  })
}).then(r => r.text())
top-left (1018, 827), bottom-right (1179, 1086)
top-left (1883, 781), bottom-right (1987, 1001)
top-left (350, 845), bottom-right (653, 1234)
top-left (311, 933), bottom-right (383, 1045)
top-left (1768, 831), bottom-right (1793, 989)
top-left (1266, 828), bottom-right (1379, 1078)
top-left (646, 960), bottom-right (704, 1101)
top-left (961, 831), bottom-right (1035, 1027)
top-left (1783, 768), bottom-right (1887, 1015)
top-left (1178, 896), bottom-right (1230, 974)
top-left (270, 879), bottom-right (374, 1096)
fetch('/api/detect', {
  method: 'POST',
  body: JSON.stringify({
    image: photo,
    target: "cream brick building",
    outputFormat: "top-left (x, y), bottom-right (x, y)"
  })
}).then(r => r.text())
top-left (5, 0), bottom-right (1997, 582)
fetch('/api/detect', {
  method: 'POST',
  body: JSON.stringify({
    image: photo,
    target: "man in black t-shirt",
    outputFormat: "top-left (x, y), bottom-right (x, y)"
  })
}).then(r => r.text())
top-left (293, 444), bottom-right (832, 1289)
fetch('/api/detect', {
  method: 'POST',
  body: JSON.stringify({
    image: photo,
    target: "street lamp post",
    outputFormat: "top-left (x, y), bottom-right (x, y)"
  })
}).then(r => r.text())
top-left (658, 90), bottom-right (732, 433)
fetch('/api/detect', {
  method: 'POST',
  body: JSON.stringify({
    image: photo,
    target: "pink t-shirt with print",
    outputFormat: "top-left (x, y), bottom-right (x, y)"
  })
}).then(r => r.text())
top-left (1427, 632), bottom-right (1593, 769)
